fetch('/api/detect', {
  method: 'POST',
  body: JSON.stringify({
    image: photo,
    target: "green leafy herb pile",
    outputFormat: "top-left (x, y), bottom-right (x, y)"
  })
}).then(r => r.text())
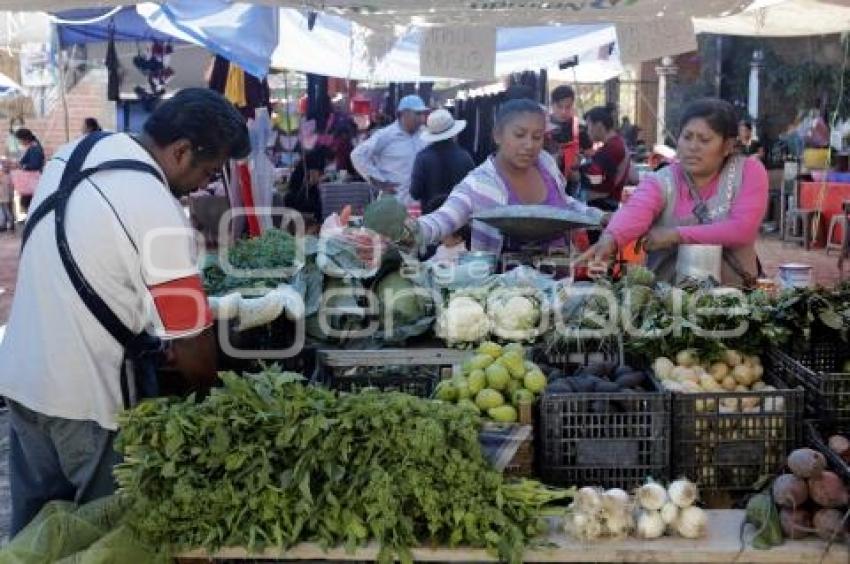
top-left (203, 229), bottom-right (297, 295)
top-left (114, 369), bottom-right (570, 563)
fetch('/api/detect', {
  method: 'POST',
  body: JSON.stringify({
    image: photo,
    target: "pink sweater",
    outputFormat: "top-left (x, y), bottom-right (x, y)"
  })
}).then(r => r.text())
top-left (606, 157), bottom-right (768, 248)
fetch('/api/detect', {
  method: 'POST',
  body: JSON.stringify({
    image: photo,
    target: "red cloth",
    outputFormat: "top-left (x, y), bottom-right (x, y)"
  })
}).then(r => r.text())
top-left (149, 275), bottom-right (213, 336)
top-left (237, 163), bottom-right (262, 237)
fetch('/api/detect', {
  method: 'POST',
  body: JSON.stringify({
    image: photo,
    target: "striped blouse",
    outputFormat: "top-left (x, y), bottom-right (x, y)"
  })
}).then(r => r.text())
top-left (418, 151), bottom-right (605, 253)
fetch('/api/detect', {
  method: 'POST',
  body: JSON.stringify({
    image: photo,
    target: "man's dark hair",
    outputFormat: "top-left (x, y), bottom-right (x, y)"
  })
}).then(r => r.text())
top-left (551, 85), bottom-right (575, 104)
top-left (143, 88), bottom-right (250, 161)
top-left (679, 98), bottom-right (738, 139)
top-left (84, 117), bottom-right (102, 132)
top-left (496, 99), bottom-right (545, 131)
top-left (739, 119), bottom-right (753, 131)
top-left (584, 103), bottom-right (616, 130)
top-left (14, 128), bottom-right (36, 143)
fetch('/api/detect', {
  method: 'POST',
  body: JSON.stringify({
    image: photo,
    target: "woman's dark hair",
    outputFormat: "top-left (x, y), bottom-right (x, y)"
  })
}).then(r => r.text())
top-left (143, 88), bottom-right (250, 161)
top-left (495, 99), bottom-right (545, 131)
top-left (584, 103), bottom-right (616, 130)
top-left (551, 85), bottom-right (575, 104)
top-left (84, 117), bottom-right (102, 132)
top-left (678, 98), bottom-right (738, 139)
top-left (739, 119), bottom-right (753, 131)
top-left (14, 128), bottom-right (36, 143)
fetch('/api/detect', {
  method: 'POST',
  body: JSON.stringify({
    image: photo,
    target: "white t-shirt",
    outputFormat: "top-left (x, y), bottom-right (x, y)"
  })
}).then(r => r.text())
top-left (0, 133), bottom-right (211, 430)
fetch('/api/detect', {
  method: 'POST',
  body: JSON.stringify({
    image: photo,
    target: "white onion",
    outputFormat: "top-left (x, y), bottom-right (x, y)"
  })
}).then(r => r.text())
top-left (668, 478), bottom-right (698, 508)
top-left (636, 510), bottom-right (666, 539)
top-left (575, 487), bottom-right (603, 514)
top-left (637, 481), bottom-right (668, 511)
top-left (676, 506), bottom-right (708, 538)
top-left (660, 502), bottom-right (679, 525)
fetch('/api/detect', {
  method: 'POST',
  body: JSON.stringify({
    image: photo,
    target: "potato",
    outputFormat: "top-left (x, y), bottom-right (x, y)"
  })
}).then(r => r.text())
top-left (676, 349), bottom-right (699, 368)
top-left (723, 349), bottom-right (743, 367)
top-left (672, 366), bottom-right (697, 383)
top-left (732, 364), bottom-right (755, 387)
top-left (721, 376), bottom-right (737, 391)
top-left (700, 374), bottom-right (722, 392)
top-left (752, 381), bottom-right (767, 392)
top-left (709, 362), bottom-right (729, 383)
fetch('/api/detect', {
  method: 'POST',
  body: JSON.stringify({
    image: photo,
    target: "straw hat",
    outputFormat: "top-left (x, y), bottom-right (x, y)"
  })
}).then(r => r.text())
top-left (421, 109), bottom-right (466, 143)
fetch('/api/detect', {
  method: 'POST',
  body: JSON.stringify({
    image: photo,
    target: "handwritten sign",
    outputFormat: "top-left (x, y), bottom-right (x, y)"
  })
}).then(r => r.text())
top-left (420, 27), bottom-right (497, 80)
top-left (616, 17), bottom-right (697, 64)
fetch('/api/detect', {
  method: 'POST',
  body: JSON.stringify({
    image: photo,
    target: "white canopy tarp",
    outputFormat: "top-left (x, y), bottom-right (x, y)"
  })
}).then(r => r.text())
top-left (270, 10), bottom-right (619, 82)
top-left (694, 0), bottom-right (850, 36)
top-left (1, 0), bottom-right (751, 24)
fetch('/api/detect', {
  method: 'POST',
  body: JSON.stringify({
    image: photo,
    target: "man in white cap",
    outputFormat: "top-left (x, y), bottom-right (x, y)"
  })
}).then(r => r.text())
top-left (351, 94), bottom-right (428, 205)
top-left (410, 108), bottom-right (475, 214)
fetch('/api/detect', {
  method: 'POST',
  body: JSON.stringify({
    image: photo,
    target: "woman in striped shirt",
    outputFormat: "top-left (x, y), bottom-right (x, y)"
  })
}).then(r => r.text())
top-left (415, 99), bottom-right (606, 253)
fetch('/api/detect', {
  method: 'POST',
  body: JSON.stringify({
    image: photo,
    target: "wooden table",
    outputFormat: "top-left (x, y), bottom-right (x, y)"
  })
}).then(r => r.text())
top-left (177, 510), bottom-right (849, 563)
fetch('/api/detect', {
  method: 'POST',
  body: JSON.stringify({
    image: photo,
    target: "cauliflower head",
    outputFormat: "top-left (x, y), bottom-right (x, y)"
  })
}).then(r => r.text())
top-left (437, 296), bottom-right (490, 344)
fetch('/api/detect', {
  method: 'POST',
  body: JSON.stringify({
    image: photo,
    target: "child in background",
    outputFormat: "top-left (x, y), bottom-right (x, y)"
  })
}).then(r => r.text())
top-left (0, 159), bottom-right (14, 231)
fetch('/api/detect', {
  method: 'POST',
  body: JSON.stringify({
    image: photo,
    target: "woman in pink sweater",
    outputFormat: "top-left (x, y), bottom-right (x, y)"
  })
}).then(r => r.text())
top-left (589, 98), bottom-right (768, 286)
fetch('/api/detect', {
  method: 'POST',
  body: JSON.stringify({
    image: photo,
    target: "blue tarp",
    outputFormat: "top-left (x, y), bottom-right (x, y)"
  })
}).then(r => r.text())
top-left (139, 1), bottom-right (279, 79)
top-left (55, 8), bottom-right (182, 47)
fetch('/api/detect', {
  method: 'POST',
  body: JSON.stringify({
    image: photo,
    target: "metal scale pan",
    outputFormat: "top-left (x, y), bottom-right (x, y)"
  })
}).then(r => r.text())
top-left (473, 205), bottom-right (601, 243)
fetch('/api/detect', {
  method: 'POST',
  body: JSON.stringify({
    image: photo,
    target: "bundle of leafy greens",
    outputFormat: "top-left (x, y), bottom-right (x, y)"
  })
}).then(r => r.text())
top-left (114, 369), bottom-right (571, 563)
top-left (203, 229), bottom-right (298, 296)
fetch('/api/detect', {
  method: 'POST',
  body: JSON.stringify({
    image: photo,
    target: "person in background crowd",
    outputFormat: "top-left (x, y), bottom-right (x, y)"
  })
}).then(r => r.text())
top-left (14, 128), bottom-right (45, 212)
top-left (414, 99), bottom-right (606, 254)
top-left (736, 119), bottom-right (764, 161)
top-left (0, 88), bottom-right (250, 536)
top-left (284, 145), bottom-right (331, 221)
top-left (0, 158), bottom-right (13, 231)
top-left (410, 109), bottom-right (475, 215)
top-left (83, 117), bottom-right (103, 134)
top-left (546, 85), bottom-right (592, 190)
top-left (351, 95), bottom-right (428, 204)
top-left (6, 116), bottom-right (24, 158)
top-left (619, 116), bottom-right (640, 149)
top-left (581, 104), bottom-right (630, 212)
top-left (584, 98), bottom-right (768, 287)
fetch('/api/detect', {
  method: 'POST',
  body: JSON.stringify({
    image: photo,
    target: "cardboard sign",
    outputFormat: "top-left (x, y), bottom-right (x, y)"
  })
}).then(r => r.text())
top-left (616, 17), bottom-right (697, 64)
top-left (420, 26), bottom-right (497, 80)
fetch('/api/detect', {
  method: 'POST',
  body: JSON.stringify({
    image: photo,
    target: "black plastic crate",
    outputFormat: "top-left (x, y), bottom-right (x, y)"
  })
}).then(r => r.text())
top-left (806, 421), bottom-right (850, 482)
top-left (534, 335), bottom-right (624, 373)
top-left (768, 342), bottom-right (850, 431)
top-left (671, 372), bottom-right (804, 493)
top-left (315, 348), bottom-right (468, 398)
top-left (539, 378), bottom-right (670, 490)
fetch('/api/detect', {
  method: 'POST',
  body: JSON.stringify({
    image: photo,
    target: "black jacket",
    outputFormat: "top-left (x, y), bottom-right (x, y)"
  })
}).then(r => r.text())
top-left (19, 142), bottom-right (45, 172)
top-left (409, 140), bottom-right (475, 213)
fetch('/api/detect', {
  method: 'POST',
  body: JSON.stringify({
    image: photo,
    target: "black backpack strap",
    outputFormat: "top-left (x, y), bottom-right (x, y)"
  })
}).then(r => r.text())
top-left (21, 132), bottom-right (167, 348)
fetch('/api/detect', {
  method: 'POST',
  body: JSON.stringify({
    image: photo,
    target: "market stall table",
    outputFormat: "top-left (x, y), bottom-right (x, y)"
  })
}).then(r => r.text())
top-left (799, 181), bottom-right (850, 247)
top-left (176, 510), bottom-right (848, 563)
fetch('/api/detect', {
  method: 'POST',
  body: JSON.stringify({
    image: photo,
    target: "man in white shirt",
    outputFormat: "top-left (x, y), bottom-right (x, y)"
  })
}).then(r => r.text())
top-left (0, 88), bottom-right (250, 535)
top-left (350, 95), bottom-right (429, 205)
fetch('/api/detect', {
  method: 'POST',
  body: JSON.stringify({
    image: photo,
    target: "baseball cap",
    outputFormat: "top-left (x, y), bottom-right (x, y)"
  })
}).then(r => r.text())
top-left (397, 95), bottom-right (428, 113)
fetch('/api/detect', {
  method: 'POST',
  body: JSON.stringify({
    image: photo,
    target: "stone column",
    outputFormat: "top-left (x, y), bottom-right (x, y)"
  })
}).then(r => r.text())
top-left (748, 50), bottom-right (764, 138)
top-left (655, 56), bottom-right (678, 146)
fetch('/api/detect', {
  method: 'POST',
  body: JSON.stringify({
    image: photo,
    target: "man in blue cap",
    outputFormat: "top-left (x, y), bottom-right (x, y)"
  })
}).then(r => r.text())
top-left (351, 94), bottom-right (428, 205)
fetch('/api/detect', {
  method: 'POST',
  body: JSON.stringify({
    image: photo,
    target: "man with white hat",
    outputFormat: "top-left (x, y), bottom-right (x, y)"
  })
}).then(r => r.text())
top-left (351, 94), bottom-right (429, 205)
top-left (410, 108), bottom-right (475, 214)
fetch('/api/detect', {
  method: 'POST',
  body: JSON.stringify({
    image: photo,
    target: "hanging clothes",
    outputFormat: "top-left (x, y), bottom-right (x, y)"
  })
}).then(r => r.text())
top-left (105, 25), bottom-right (120, 102)
top-left (224, 64), bottom-right (248, 107)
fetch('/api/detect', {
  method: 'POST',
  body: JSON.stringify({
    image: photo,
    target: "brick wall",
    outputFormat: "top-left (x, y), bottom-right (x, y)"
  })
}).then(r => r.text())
top-left (4, 69), bottom-right (113, 159)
